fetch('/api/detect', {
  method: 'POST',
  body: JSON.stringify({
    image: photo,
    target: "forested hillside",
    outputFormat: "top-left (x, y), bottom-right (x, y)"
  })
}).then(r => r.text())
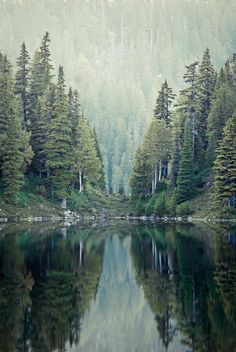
top-left (0, 33), bottom-right (105, 206)
top-left (0, 0), bottom-right (236, 194)
top-left (130, 49), bottom-right (236, 217)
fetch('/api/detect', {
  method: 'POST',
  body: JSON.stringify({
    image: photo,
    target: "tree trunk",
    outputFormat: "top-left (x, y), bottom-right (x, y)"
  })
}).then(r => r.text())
top-left (159, 160), bottom-right (162, 182)
top-left (154, 163), bottom-right (158, 191)
top-left (79, 171), bottom-right (83, 193)
top-left (61, 198), bottom-right (67, 209)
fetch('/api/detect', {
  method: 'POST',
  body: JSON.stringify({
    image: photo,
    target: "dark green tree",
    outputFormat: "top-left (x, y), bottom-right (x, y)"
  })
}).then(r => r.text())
top-left (15, 42), bottom-right (30, 127)
top-left (93, 127), bottom-right (106, 190)
top-left (197, 48), bottom-right (216, 159)
top-left (176, 119), bottom-right (195, 203)
top-left (213, 113), bottom-right (236, 209)
top-left (39, 31), bottom-right (54, 89)
top-left (154, 80), bottom-right (175, 125)
top-left (46, 66), bottom-right (73, 203)
top-left (207, 82), bottom-right (236, 165)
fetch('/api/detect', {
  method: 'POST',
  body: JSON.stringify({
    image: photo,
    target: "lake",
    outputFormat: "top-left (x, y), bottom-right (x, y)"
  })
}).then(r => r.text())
top-left (0, 222), bottom-right (235, 352)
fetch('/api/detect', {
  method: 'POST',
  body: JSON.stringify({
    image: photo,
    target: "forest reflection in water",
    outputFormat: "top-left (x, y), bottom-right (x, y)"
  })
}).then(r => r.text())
top-left (0, 222), bottom-right (235, 351)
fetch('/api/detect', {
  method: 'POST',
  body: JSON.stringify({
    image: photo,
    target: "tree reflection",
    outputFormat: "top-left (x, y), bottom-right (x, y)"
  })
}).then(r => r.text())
top-left (0, 226), bottom-right (104, 352)
top-left (131, 224), bottom-right (236, 352)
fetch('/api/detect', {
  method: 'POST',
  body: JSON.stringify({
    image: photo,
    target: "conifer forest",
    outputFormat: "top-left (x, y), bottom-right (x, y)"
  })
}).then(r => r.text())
top-left (1, 1), bottom-right (236, 352)
top-left (0, 0), bottom-right (236, 217)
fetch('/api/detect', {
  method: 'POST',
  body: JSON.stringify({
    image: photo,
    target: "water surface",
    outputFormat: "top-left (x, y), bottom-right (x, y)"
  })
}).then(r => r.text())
top-left (0, 222), bottom-right (235, 351)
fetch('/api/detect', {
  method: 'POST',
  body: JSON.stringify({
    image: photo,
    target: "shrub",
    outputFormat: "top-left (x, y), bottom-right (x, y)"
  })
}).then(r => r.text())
top-left (154, 192), bottom-right (166, 216)
top-left (145, 196), bottom-right (156, 215)
top-left (176, 201), bottom-right (192, 216)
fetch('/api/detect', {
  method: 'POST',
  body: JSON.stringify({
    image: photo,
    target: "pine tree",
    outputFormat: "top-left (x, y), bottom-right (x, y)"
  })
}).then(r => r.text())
top-left (73, 114), bottom-right (101, 192)
top-left (15, 42), bottom-right (30, 127)
top-left (30, 96), bottom-right (48, 177)
top-left (0, 56), bottom-right (13, 141)
top-left (130, 146), bottom-right (151, 198)
top-left (178, 62), bottom-right (199, 158)
top-left (0, 57), bottom-right (32, 203)
top-left (207, 82), bottom-right (236, 165)
top-left (176, 119), bottom-right (195, 203)
top-left (197, 48), bottom-right (215, 156)
top-left (46, 66), bottom-right (73, 202)
top-left (2, 100), bottom-right (32, 203)
top-left (39, 31), bottom-right (54, 89)
top-left (154, 80), bottom-right (175, 125)
top-left (93, 127), bottom-right (106, 190)
top-left (28, 50), bottom-right (45, 122)
top-left (213, 113), bottom-right (236, 209)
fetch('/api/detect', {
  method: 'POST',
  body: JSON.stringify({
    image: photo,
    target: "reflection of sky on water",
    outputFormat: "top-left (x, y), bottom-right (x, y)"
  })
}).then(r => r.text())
top-left (69, 235), bottom-right (186, 352)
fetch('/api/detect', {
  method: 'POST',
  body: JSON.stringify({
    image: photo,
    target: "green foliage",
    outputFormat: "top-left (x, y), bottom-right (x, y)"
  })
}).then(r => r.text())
top-left (176, 201), bottom-right (192, 216)
top-left (176, 119), bottom-right (195, 204)
top-left (46, 66), bottom-right (73, 199)
top-left (154, 192), bottom-right (166, 216)
top-left (213, 114), bottom-right (236, 210)
top-left (145, 196), bottom-right (156, 215)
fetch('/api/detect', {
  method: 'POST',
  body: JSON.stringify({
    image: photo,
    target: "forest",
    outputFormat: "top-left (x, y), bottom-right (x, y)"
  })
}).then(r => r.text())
top-left (0, 32), bottom-right (105, 207)
top-left (0, 0), bottom-right (236, 194)
top-left (0, 0), bottom-right (235, 218)
top-left (130, 49), bottom-right (236, 216)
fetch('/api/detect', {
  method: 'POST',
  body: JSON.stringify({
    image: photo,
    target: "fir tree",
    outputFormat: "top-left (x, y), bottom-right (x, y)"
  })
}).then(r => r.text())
top-left (46, 66), bottom-right (73, 201)
top-left (207, 83), bottom-right (236, 165)
top-left (15, 42), bottom-right (30, 127)
top-left (30, 96), bottom-right (48, 177)
top-left (93, 127), bottom-right (106, 190)
top-left (213, 114), bottom-right (236, 209)
top-left (176, 119), bottom-right (195, 203)
top-left (73, 114), bottom-right (101, 192)
top-left (0, 58), bottom-right (32, 203)
top-left (154, 80), bottom-right (175, 125)
top-left (28, 50), bottom-right (44, 121)
top-left (39, 31), bottom-right (54, 89)
top-left (2, 100), bottom-right (32, 203)
top-left (130, 146), bottom-right (151, 198)
top-left (178, 62), bottom-right (199, 156)
top-left (197, 48), bottom-right (215, 158)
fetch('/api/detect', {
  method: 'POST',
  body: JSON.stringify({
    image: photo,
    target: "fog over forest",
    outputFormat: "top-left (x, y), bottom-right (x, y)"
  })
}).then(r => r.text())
top-left (1, 0), bottom-right (235, 193)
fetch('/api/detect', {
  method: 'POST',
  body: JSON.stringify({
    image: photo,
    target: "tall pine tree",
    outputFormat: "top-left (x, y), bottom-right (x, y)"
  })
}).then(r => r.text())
top-left (15, 42), bottom-right (30, 127)
top-left (176, 119), bottom-right (195, 203)
top-left (46, 66), bottom-right (73, 203)
top-left (213, 113), bottom-right (236, 209)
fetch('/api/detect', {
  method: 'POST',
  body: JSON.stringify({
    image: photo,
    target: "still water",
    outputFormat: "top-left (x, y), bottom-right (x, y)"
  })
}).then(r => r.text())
top-left (0, 222), bottom-right (235, 352)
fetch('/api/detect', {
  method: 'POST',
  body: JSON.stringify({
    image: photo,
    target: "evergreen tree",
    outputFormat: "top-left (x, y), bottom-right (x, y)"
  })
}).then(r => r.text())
top-left (197, 48), bottom-right (215, 159)
top-left (0, 57), bottom-right (32, 203)
top-left (46, 66), bottom-right (73, 202)
top-left (73, 114), bottom-right (101, 192)
top-left (2, 100), bottom-right (32, 203)
top-left (213, 114), bottom-right (236, 209)
top-left (130, 146), bottom-right (151, 198)
top-left (93, 127), bottom-right (106, 190)
top-left (207, 83), bottom-right (236, 165)
top-left (178, 62), bottom-right (199, 158)
top-left (15, 42), bottom-right (30, 127)
top-left (0, 56), bottom-right (13, 142)
top-left (28, 50), bottom-right (44, 123)
top-left (30, 96), bottom-right (48, 177)
top-left (39, 31), bottom-right (54, 89)
top-left (154, 80), bottom-right (175, 125)
top-left (176, 119), bottom-right (195, 203)
top-left (171, 129), bottom-right (181, 187)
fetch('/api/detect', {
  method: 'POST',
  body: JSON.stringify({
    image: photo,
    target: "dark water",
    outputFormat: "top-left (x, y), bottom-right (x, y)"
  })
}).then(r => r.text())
top-left (0, 222), bottom-right (236, 352)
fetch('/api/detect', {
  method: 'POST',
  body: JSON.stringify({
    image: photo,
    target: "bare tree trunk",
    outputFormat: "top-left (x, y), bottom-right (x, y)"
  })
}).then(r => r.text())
top-left (154, 163), bottom-right (158, 191)
top-left (159, 160), bottom-right (162, 182)
top-left (79, 171), bottom-right (83, 193)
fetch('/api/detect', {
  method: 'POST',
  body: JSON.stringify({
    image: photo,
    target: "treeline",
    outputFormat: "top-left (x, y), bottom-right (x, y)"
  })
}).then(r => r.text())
top-left (130, 49), bottom-right (236, 215)
top-left (0, 32), bottom-right (105, 205)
